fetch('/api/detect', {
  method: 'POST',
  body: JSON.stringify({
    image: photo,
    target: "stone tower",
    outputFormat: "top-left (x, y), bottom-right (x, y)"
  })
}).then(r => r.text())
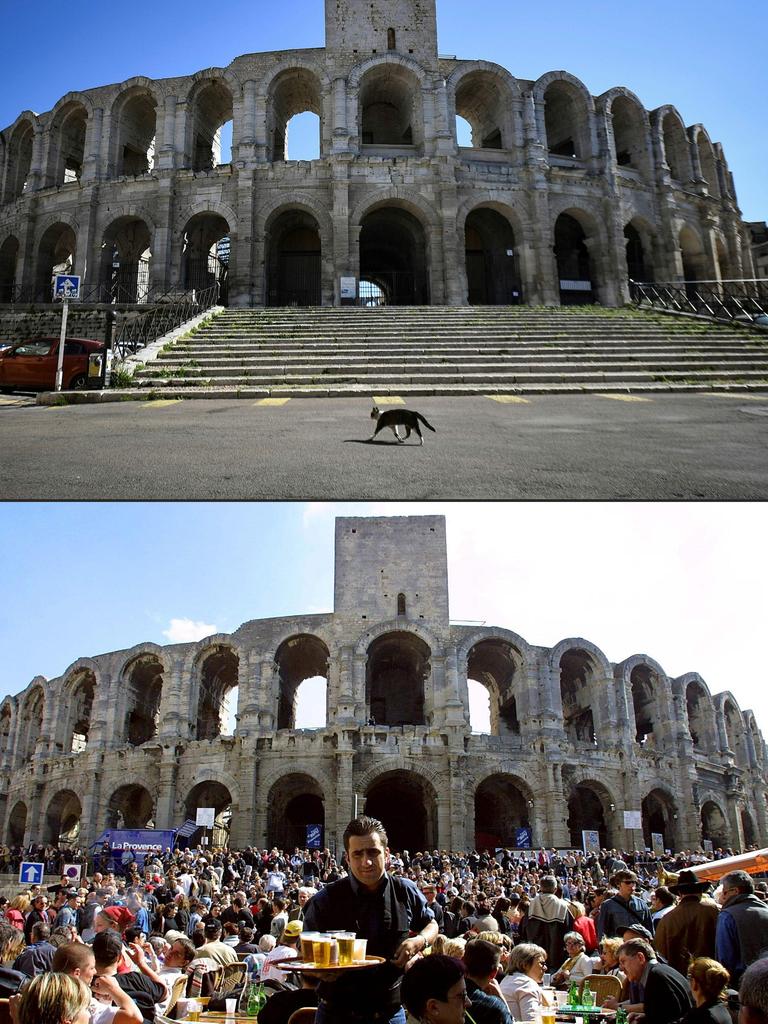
top-left (324, 0), bottom-right (439, 63)
top-left (334, 515), bottom-right (449, 625)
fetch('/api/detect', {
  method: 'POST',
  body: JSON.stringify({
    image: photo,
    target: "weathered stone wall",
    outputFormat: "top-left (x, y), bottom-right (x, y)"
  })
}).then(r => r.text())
top-left (0, 515), bottom-right (765, 857)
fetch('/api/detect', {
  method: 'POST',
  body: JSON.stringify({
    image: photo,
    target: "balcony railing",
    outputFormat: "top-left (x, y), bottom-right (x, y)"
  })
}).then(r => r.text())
top-left (630, 278), bottom-right (768, 323)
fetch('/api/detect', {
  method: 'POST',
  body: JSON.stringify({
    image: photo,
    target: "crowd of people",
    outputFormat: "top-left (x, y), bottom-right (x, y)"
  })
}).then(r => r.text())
top-left (0, 823), bottom-right (766, 1024)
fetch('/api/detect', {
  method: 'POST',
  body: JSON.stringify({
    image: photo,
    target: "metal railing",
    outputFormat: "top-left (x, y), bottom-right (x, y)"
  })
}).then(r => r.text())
top-left (630, 279), bottom-right (768, 323)
top-left (112, 285), bottom-right (219, 358)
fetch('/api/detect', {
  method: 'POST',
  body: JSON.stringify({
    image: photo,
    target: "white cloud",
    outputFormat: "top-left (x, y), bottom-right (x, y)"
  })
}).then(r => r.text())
top-left (162, 618), bottom-right (218, 643)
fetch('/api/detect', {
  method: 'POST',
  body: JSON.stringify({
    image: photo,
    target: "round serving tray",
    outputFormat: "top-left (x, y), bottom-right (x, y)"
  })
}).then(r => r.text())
top-left (273, 955), bottom-right (386, 972)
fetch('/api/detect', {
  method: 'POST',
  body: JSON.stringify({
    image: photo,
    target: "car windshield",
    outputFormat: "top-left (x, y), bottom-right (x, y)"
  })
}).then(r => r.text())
top-left (13, 340), bottom-right (53, 356)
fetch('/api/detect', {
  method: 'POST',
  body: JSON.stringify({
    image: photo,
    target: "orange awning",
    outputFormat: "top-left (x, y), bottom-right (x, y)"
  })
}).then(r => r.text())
top-left (688, 848), bottom-right (768, 882)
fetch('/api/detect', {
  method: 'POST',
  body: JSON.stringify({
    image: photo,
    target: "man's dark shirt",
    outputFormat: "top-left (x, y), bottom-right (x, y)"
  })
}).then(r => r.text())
top-left (257, 987), bottom-right (318, 1024)
top-left (116, 971), bottom-right (166, 1024)
top-left (14, 940), bottom-right (56, 977)
top-left (466, 979), bottom-right (514, 1024)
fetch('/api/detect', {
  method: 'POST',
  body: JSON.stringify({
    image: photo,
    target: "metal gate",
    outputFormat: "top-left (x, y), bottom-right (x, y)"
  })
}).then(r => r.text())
top-left (269, 252), bottom-right (321, 306)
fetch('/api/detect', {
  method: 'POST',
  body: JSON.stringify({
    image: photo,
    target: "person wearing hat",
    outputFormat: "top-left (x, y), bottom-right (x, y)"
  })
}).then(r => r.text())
top-left (597, 870), bottom-right (654, 940)
top-left (715, 870), bottom-right (768, 986)
top-left (654, 870), bottom-right (719, 977)
top-left (260, 918), bottom-right (302, 986)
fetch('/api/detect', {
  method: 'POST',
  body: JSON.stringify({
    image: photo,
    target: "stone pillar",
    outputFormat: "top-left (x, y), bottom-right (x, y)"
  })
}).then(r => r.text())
top-left (352, 653), bottom-right (366, 720)
top-left (231, 750), bottom-right (258, 849)
top-left (331, 160), bottom-right (352, 302)
top-left (332, 78), bottom-right (348, 152)
top-left (150, 180), bottom-right (175, 292)
top-left (230, 170), bottom-right (256, 306)
top-left (254, 94), bottom-right (268, 163)
top-left (87, 673), bottom-right (109, 750)
top-left (235, 651), bottom-right (260, 736)
top-left (545, 762), bottom-right (570, 847)
top-left (332, 748), bottom-right (356, 852)
top-left (258, 658), bottom-right (277, 729)
top-left (174, 102), bottom-right (189, 169)
top-left (38, 690), bottom-right (55, 758)
top-left (24, 783), bottom-right (44, 848)
top-left (442, 646), bottom-right (467, 726)
top-left (439, 179), bottom-right (465, 305)
top-left (82, 108), bottom-right (104, 183)
top-left (154, 753), bottom-right (179, 830)
top-left (158, 657), bottom-right (188, 740)
top-left (28, 123), bottom-right (45, 192)
top-left (584, 233), bottom-right (620, 307)
top-left (447, 755), bottom-right (469, 848)
top-left (80, 755), bottom-right (105, 846)
top-left (434, 77), bottom-right (454, 156)
top-left (237, 81), bottom-right (258, 165)
top-left (700, 215), bottom-right (723, 282)
top-left (155, 96), bottom-right (178, 171)
top-left (75, 189), bottom-right (102, 288)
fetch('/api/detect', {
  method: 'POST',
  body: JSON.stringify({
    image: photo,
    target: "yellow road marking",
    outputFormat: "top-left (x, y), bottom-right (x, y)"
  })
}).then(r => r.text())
top-left (255, 397), bottom-right (291, 406)
top-left (487, 395), bottom-right (530, 404)
top-left (705, 392), bottom-right (768, 400)
top-left (596, 394), bottom-right (652, 403)
top-left (140, 399), bottom-right (183, 409)
top-left (372, 396), bottom-right (405, 405)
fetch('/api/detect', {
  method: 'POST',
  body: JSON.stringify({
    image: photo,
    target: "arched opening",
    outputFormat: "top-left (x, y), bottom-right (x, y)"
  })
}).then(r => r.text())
top-left (696, 135), bottom-right (720, 199)
top-left (267, 69), bottom-right (323, 162)
top-left (554, 212), bottom-right (594, 304)
top-left (624, 223), bottom-right (651, 282)
top-left (112, 89), bottom-right (156, 177)
top-left (188, 80), bottom-right (234, 171)
top-left (662, 112), bottom-right (690, 183)
top-left (184, 781), bottom-right (232, 847)
top-left (631, 665), bottom-right (657, 746)
top-left (0, 704), bottom-right (12, 762)
top-left (266, 208), bottom-right (321, 307)
top-left (642, 788), bottom-right (677, 850)
top-left (455, 71), bottom-right (507, 150)
top-left (267, 773), bottom-right (324, 849)
top-left (544, 81), bottom-right (590, 159)
top-left (359, 205), bottom-right (430, 305)
top-left (679, 226), bottom-right (707, 287)
top-left (366, 631), bottom-right (430, 727)
top-left (275, 634), bottom-right (329, 730)
top-left (723, 700), bottom-right (746, 763)
top-left (560, 650), bottom-right (597, 745)
top-left (387, 28), bottom-right (396, 50)
top-left (359, 65), bottom-right (421, 148)
top-left (741, 809), bottom-right (757, 847)
top-left (3, 121), bottom-right (33, 202)
top-left (465, 207), bottom-right (521, 305)
top-left (100, 217), bottom-right (152, 303)
top-left (0, 236), bottom-right (19, 302)
top-left (66, 670), bottom-right (95, 753)
top-left (44, 790), bottom-right (82, 845)
top-left (294, 677), bottom-right (327, 728)
top-left (701, 800), bottom-right (729, 850)
top-left (48, 102), bottom-right (88, 185)
top-left (123, 655), bottom-right (163, 746)
top-left (19, 687), bottom-right (44, 762)
top-left (365, 770), bottom-right (437, 851)
top-left (749, 719), bottom-right (764, 766)
top-left (359, 279), bottom-right (386, 306)
top-left (686, 682), bottom-right (715, 754)
top-left (567, 782), bottom-right (610, 848)
top-left (474, 774), bottom-right (532, 850)
top-left (397, 593), bottom-right (406, 616)
top-left (466, 638), bottom-right (521, 737)
top-left (196, 646), bottom-right (239, 740)
top-left (106, 784), bottom-right (154, 829)
top-left (610, 96), bottom-right (649, 178)
top-left (181, 213), bottom-right (230, 305)
top-left (467, 679), bottom-right (491, 733)
top-left (455, 115), bottom-right (473, 147)
top-left (7, 801), bottom-right (27, 845)
top-left (35, 222), bottom-right (76, 302)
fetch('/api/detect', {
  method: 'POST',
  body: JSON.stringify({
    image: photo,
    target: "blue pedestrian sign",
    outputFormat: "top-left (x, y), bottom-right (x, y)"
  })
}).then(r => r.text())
top-left (53, 274), bottom-right (80, 300)
top-left (19, 862), bottom-right (44, 885)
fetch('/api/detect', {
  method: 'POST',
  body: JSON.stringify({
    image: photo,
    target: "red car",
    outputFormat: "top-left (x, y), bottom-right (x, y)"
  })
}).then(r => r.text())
top-left (0, 336), bottom-right (104, 392)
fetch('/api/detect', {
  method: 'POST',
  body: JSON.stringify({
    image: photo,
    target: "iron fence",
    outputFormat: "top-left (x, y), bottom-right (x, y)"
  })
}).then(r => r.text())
top-left (630, 279), bottom-right (768, 322)
top-left (112, 285), bottom-right (219, 359)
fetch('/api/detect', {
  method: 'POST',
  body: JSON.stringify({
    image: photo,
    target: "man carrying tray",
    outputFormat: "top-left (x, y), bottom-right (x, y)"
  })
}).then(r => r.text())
top-left (303, 815), bottom-right (438, 1024)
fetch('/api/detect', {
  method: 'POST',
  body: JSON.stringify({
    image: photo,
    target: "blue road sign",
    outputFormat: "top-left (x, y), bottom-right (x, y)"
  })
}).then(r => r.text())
top-left (19, 861), bottom-right (44, 885)
top-left (53, 274), bottom-right (80, 300)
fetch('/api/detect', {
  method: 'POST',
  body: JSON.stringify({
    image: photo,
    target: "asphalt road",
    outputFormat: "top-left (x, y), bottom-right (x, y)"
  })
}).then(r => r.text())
top-left (1, 392), bottom-right (767, 499)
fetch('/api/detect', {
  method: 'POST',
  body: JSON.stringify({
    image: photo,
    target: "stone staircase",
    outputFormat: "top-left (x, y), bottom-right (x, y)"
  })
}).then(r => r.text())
top-left (129, 306), bottom-right (768, 397)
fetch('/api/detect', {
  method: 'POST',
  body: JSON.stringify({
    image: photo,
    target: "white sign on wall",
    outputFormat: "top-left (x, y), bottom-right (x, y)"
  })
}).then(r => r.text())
top-left (340, 277), bottom-right (357, 299)
top-left (196, 807), bottom-right (215, 828)
top-left (624, 810), bottom-right (642, 830)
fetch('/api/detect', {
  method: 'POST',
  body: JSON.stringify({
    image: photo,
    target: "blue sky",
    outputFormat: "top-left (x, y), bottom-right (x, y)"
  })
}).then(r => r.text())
top-left (0, 0), bottom-right (765, 222)
top-left (0, 502), bottom-right (765, 739)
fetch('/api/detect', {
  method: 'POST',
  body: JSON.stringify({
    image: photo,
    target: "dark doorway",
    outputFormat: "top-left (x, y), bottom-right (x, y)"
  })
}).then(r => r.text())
top-left (465, 209), bottom-right (521, 304)
top-left (567, 784), bottom-right (608, 847)
top-left (360, 207), bottom-right (429, 305)
top-left (625, 224), bottom-right (650, 282)
top-left (474, 775), bottom-right (531, 849)
top-left (554, 213), bottom-right (593, 305)
top-left (267, 210), bottom-right (321, 306)
top-left (365, 771), bottom-right (435, 852)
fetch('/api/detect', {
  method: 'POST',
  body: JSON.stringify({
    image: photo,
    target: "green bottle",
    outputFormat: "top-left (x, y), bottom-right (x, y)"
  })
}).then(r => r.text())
top-left (568, 981), bottom-right (580, 1007)
top-left (616, 1009), bottom-right (627, 1024)
top-left (582, 981), bottom-right (594, 1008)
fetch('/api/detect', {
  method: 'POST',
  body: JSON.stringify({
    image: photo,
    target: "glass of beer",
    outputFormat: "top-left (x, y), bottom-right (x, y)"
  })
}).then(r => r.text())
top-left (313, 935), bottom-right (333, 967)
top-left (353, 938), bottom-right (367, 962)
top-left (301, 932), bottom-right (317, 962)
top-left (337, 932), bottom-right (356, 965)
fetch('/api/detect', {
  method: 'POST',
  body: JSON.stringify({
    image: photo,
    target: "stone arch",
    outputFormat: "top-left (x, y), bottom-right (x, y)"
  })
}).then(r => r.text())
top-left (273, 633), bottom-right (330, 729)
top-left (183, 74), bottom-right (235, 171)
top-left (718, 692), bottom-right (749, 765)
top-left (353, 56), bottom-right (427, 150)
top-left (678, 673), bottom-right (718, 754)
top-left (106, 781), bottom-right (155, 829)
top-left (745, 711), bottom-right (765, 766)
top-left (99, 212), bottom-right (154, 302)
top-left (176, 209), bottom-right (232, 301)
top-left (7, 800), bottom-right (27, 845)
top-left (446, 61), bottom-right (522, 151)
top-left (566, 776), bottom-right (618, 848)
top-left (0, 234), bottom-right (20, 301)
top-left (464, 634), bottom-right (526, 738)
top-left (192, 642), bottom-right (240, 740)
top-left (34, 218), bottom-right (77, 301)
top-left (355, 193), bottom-right (438, 305)
top-left (257, 192), bottom-right (334, 245)
top-left (2, 115), bottom-right (36, 203)
top-left (456, 626), bottom-right (533, 667)
top-left (653, 106), bottom-right (692, 183)
top-left (617, 654), bottom-right (670, 748)
top-left (184, 778), bottom-right (234, 846)
top-left (700, 797), bottom-right (730, 849)
top-left (263, 64), bottom-right (326, 162)
top-left (460, 201), bottom-right (525, 305)
top-left (348, 52), bottom-right (430, 91)
top-left (533, 70), bottom-right (596, 161)
top-left (365, 630), bottom-right (431, 727)
top-left (108, 82), bottom-right (159, 178)
top-left (642, 785), bottom-right (679, 851)
top-left (624, 214), bottom-right (657, 282)
top-left (119, 648), bottom-right (165, 746)
top-left (45, 93), bottom-right (93, 187)
top-left (266, 771), bottom-right (325, 849)
top-left (740, 806), bottom-right (757, 847)
top-left (263, 205), bottom-right (324, 307)
top-left (44, 789), bottom-right (83, 845)
top-left (60, 663), bottom-right (97, 753)
top-left (690, 125), bottom-right (721, 198)
top-left (550, 639), bottom-right (611, 746)
top-left (679, 222), bottom-right (708, 282)
top-left (600, 87), bottom-right (652, 181)
top-left (0, 700), bottom-right (14, 763)
top-left (474, 771), bottom-right (535, 849)
top-left (18, 683), bottom-right (45, 762)
top-left (552, 204), bottom-right (606, 304)
top-left (363, 766), bottom-right (440, 852)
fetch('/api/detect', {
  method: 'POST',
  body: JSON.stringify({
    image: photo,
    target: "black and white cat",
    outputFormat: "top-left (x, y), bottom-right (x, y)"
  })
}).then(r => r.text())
top-left (369, 405), bottom-right (436, 445)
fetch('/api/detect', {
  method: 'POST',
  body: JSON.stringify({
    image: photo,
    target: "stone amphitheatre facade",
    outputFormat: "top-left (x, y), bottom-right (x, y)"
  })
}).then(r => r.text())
top-left (0, 515), bottom-right (765, 857)
top-left (0, 0), bottom-right (754, 311)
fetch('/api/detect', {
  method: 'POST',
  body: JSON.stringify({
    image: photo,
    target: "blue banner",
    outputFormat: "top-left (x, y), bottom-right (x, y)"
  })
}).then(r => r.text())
top-left (514, 827), bottom-right (532, 849)
top-left (306, 824), bottom-right (322, 849)
top-left (91, 829), bottom-right (177, 870)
